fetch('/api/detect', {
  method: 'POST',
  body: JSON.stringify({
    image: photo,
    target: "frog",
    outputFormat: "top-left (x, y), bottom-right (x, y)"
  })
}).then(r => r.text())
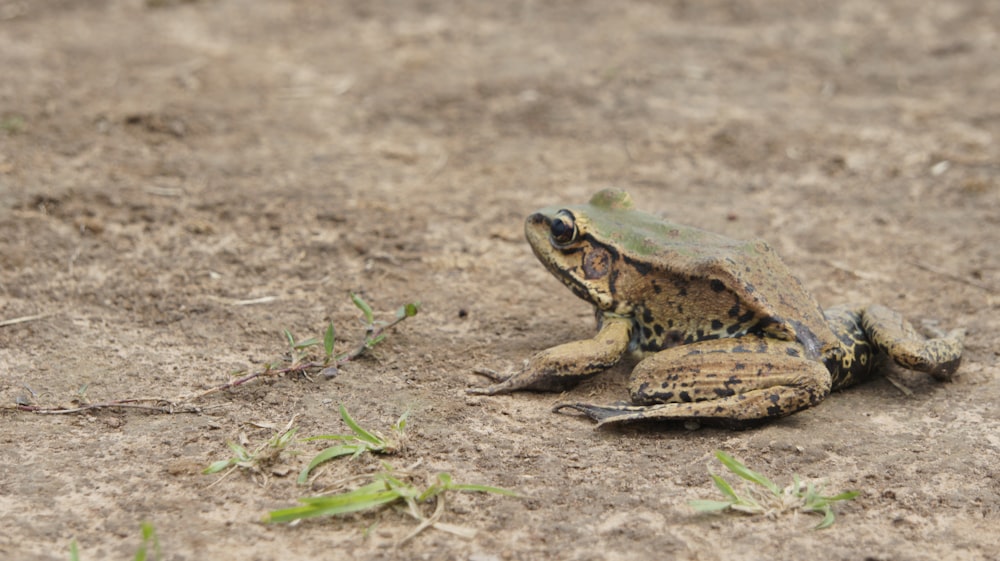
top-left (468, 188), bottom-right (965, 427)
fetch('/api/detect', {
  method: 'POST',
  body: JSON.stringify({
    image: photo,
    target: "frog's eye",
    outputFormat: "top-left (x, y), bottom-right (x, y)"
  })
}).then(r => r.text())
top-left (550, 211), bottom-right (578, 246)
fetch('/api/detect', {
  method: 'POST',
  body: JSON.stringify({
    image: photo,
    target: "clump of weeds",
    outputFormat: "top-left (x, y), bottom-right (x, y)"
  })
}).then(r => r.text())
top-left (203, 417), bottom-right (301, 487)
top-left (297, 404), bottom-right (409, 484)
top-left (689, 450), bottom-right (859, 529)
top-left (202, 405), bottom-right (518, 544)
top-left (268, 463), bottom-right (517, 544)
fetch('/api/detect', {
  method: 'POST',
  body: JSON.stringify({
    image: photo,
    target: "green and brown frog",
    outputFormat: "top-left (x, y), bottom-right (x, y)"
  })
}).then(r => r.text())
top-left (469, 189), bottom-right (965, 427)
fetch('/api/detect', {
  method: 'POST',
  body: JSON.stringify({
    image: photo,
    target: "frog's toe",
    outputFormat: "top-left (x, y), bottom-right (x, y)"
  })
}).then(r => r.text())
top-left (552, 402), bottom-right (642, 424)
top-left (466, 384), bottom-right (507, 396)
top-left (466, 368), bottom-right (516, 395)
top-left (471, 367), bottom-right (510, 382)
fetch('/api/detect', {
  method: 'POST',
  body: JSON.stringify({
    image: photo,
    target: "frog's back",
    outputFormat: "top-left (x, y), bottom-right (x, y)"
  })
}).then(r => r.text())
top-left (578, 205), bottom-right (837, 360)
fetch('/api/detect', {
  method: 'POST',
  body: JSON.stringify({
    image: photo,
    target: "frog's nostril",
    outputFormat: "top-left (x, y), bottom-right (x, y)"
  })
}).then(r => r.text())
top-left (526, 213), bottom-right (548, 226)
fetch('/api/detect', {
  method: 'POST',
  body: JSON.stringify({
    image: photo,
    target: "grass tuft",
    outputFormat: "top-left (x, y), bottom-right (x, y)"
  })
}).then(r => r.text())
top-left (203, 418), bottom-right (300, 486)
top-left (296, 405), bottom-right (409, 484)
top-left (268, 464), bottom-right (517, 543)
top-left (690, 450), bottom-right (859, 529)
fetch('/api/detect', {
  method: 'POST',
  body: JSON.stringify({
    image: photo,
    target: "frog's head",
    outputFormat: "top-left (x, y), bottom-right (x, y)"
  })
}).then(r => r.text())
top-left (524, 188), bottom-right (636, 313)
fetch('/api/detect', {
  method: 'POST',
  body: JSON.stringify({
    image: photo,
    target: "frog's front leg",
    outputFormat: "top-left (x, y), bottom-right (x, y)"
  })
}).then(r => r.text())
top-left (554, 336), bottom-right (832, 427)
top-left (468, 315), bottom-right (632, 395)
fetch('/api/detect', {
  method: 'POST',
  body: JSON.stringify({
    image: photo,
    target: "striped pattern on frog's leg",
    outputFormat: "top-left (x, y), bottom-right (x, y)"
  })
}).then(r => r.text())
top-left (822, 305), bottom-right (881, 390)
top-left (553, 336), bottom-right (832, 427)
top-left (860, 304), bottom-right (965, 381)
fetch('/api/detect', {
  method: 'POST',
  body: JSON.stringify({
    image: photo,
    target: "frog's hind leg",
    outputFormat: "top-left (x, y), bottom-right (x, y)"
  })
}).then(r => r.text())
top-left (553, 336), bottom-right (832, 427)
top-left (860, 304), bottom-right (965, 381)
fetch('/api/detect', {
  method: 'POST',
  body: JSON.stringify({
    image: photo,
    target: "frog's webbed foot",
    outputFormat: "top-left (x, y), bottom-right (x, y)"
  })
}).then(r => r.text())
top-left (861, 305), bottom-right (965, 381)
top-left (553, 402), bottom-right (648, 426)
top-left (471, 368), bottom-right (507, 381)
top-left (553, 402), bottom-right (762, 430)
top-left (467, 367), bottom-right (519, 395)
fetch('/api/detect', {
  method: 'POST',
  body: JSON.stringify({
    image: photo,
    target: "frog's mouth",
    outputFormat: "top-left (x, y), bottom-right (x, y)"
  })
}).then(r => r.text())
top-left (524, 211), bottom-right (615, 311)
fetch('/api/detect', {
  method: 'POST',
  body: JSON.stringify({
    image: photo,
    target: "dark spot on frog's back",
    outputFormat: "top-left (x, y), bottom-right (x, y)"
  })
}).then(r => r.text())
top-left (728, 301), bottom-right (740, 318)
top-left (710, 279), bottom-right (726, 292)
top-left (642, 308), bottom-right (655, 324)
top-left (624, 255), bottom-right (653, 276)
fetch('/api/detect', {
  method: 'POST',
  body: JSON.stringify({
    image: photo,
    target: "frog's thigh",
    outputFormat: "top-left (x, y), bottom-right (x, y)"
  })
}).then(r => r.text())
top-left (860, 304), bottom-right (965, 381)
top-left (555, 338), bottom-right (832, 426)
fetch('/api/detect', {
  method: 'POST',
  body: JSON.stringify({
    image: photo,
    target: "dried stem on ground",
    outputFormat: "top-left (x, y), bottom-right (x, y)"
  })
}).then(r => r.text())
top-left (6, 298), bottom-right (419, 416)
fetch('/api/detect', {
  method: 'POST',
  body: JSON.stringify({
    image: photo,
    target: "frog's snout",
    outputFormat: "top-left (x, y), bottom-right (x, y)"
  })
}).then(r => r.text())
top-left (524, 212), bottom-right (552, 249)
top-left (525, 212), bottom-right (548, 229)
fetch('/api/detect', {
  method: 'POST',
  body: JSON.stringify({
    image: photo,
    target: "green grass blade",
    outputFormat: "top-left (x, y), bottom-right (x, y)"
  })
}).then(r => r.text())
top-left (445, 483), bottom-right (520, 496)
top-left (814, 507), bottom-right (836, 529)
top-left (133, 522), bottom-right (158, 561)
top-left (296, 481), bottom-right (388, 504)
top-left (393, 410), bottom-right (409, 433)
top-left (297, 444), bottom-right (363, 484)
top-left (351, 293), bottom-right (375, 325)
top-left (715, 451), bottom-right (780, 495)
top-left (300, 434), bottom-right (356, 442)
top-left (324, 322), bottom-right (336, 359)
top-left (268, 484), bottom-right (400, 523)
top-left (227, 441), bottom-right (250, 462)
top-left (267, 493), bottom-right (398, 522)
top-left (203, 459), bottom-right (234, 474)
top-left (273, 428), bottom-right (297, 448)
top-left (378, 472), bottom-right (418, 498)
top-left (730, 501), bottom-right (765, 514)
top-left (293, 337), bottom-right (320, 349)
top-left (709, 473), bottom-right (740, 502)
top-left (338, 404), bottom-right (383, 446)
top-left (283, 329), bottom-right (296, 348)
top-left (69, 540), bottom-right (79, 561)
top-left (823, 490), bottom-right (860, 502)
top-left (688, 499), bottom-right (734, 512)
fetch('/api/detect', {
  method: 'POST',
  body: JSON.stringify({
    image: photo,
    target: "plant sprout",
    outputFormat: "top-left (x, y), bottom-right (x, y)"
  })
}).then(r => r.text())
top-left (689, 450), bottom-right (859, 529)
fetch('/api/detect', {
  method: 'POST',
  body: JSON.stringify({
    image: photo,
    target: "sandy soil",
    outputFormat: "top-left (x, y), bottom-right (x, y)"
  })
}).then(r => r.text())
top-left (1, 1), bottom-right (999, 560)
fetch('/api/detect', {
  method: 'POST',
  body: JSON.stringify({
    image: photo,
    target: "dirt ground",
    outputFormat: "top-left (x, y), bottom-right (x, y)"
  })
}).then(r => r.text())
top-left (1, 1), bottom-right (999, 559)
